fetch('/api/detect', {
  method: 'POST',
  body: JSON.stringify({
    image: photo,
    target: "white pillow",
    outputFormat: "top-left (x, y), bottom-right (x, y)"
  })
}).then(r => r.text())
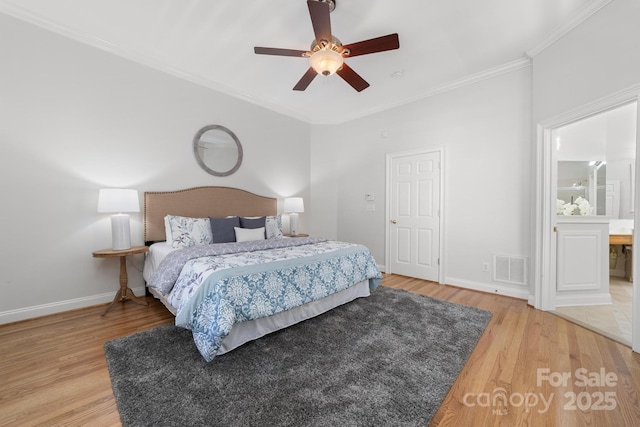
top-left (266, 215), bottom-right (283, 239)
top-left (234, 227), bottom-right (266, 242)
top-left (167, 215), bottom-right (213, 248)
top-left (164, 216), bottom-right (172, 242)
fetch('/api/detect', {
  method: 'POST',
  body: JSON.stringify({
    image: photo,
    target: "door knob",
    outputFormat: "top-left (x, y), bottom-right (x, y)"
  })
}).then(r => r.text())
top-left (391, 219), bottom-right (397, 224)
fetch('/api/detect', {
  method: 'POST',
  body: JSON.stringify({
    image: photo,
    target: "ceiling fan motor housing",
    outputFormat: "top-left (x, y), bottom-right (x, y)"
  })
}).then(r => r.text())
top-left (309, 36), bottom-right (343, 53)
top-left (314, 0), bottom-right (336, 12)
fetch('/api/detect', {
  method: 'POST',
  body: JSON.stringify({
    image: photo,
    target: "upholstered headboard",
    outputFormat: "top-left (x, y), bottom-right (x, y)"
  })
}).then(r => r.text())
top-left (144, 187), bottom-right (277, 242)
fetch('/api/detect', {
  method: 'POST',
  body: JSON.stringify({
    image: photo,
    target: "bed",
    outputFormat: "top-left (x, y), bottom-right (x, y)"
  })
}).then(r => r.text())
top-left (142, 187), bottom-right (382, 362)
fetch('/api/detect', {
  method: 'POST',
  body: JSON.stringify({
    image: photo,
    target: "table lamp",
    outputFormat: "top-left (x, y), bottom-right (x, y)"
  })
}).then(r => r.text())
top-left (284, 197), bottom-right (304, 236)
top-left (97, 188), bottom-right (140, 250)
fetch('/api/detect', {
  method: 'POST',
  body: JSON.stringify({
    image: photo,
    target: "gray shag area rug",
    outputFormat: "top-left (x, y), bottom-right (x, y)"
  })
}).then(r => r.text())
top-left (105, 286), bottom-right (492, 427)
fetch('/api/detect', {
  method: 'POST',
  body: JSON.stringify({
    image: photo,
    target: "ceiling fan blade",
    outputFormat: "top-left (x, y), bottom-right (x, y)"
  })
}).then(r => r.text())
top-left (254, 47), bottom-right (308, 57)
top-left (336, 63), bottom-right (370, 92)
top-left (342, 33), bottom-right (400, 57)
top-left (307, 0), bottom-right (332, 46)
top-left (293, 67), bottom-right (318, 91)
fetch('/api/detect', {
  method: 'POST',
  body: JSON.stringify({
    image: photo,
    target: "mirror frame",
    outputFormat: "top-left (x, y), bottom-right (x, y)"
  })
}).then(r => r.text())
top-left (193, 125), bottom-right (243, 177)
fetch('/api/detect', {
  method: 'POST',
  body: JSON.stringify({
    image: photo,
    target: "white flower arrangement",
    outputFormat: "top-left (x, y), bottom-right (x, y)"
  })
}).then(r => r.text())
top-left (557, 197), bottom-right (593, 216)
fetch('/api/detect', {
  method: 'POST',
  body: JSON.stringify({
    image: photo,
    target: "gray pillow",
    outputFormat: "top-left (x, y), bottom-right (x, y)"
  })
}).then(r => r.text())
top-left (240, 216), bottom-right (267, 238)
top-left (209, 216), bottom-right (240, 243)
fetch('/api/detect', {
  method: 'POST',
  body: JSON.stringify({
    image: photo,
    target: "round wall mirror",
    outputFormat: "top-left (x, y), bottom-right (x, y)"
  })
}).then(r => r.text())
top-left (193, 125), bottom-right (243, 177)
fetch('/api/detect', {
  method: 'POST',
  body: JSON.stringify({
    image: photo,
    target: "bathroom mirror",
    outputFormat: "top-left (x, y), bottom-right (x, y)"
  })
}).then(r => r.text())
top-left (557, 161), bottom-right (606, 215)
top-left (193, 125), bottom-right (243, 177)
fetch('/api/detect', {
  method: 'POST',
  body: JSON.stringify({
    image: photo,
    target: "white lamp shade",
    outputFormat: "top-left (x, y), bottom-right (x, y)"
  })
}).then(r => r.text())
top-left (284, 197), bottom-right (304, 213)
top-left (97, 189), bottom-right (140, 213)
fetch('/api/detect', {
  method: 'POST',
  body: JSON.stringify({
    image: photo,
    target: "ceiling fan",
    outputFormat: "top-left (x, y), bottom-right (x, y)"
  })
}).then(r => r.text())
top-left (254, 0), bottom-right (399, 92)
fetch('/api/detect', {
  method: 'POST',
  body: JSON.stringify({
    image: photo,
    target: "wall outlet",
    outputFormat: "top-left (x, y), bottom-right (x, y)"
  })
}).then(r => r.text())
top-left (482, 262), bottom-right (490, 272)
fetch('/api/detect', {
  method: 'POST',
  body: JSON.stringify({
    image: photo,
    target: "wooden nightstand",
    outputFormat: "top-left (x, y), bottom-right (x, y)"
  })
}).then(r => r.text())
top-left (284, 233), bottom-right (309, 237)
top-left (92, 246), bottom-right (149, 316)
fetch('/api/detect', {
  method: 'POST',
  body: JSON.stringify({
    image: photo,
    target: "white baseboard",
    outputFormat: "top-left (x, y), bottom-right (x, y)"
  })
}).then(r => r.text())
top-left (445, 276), bottom-right (529, 300)
top-left (0, 286), bottom-right (146, 325)
top-left (555, 293), bottom-right (612, 307)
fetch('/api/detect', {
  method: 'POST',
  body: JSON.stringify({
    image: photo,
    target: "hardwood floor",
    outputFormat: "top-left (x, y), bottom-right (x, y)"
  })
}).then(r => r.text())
top-left (1, 275), bottom-right (639, 426)
top-left (0, 297), bottom-right (174, 427)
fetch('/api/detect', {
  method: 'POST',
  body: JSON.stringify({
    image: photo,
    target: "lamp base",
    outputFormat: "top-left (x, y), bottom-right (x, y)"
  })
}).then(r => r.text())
top-left (289, 213), bottom-right (300, 236)
top-left (111, 214), bottom-right (132, 250)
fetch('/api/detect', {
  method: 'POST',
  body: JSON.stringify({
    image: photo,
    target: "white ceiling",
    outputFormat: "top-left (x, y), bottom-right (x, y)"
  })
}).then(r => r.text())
top-left (0, 0), bottom-right (610, 124)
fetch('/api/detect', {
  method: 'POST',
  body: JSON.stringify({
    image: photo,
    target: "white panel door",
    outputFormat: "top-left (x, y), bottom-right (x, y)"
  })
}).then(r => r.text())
top-left (389, 151), bottom-right (440, 281)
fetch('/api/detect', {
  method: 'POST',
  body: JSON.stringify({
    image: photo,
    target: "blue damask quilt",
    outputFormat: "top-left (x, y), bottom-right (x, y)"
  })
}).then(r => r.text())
top-left (148, 238), bottom-right (382, 361)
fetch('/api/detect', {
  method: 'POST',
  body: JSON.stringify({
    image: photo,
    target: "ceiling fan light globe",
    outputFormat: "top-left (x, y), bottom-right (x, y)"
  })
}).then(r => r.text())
top-left (309, 49), bottom-right (343, 76)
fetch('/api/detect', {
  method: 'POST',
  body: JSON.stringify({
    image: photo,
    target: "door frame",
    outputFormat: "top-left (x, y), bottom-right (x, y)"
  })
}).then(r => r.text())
top-left (385, 146), bottom-right (445, 284)
top-left (532, 85), bottom-right (640, 352)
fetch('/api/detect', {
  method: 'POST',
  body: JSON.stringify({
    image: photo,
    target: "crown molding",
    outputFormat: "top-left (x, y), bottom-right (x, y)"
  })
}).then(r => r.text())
top-left (525, 0), bottom-right (612, 58)
top-left (0, 3), bottom-right (314, 123)
top-left (0, 2), bottom-right (591, 125)
top-left (320, 57), bottom-right (532, 125)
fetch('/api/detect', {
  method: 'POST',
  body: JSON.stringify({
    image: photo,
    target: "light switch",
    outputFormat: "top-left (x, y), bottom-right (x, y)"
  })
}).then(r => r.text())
top-left (366, 204), bottom-right (376, 212)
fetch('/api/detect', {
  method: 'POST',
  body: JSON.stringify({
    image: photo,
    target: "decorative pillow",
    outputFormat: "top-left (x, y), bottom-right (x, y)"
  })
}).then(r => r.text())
top-left (234, 226), bottom-right (266, 243)
top-left (164, 216), bottom-right (172, 242)
top-left (265, 215), bottom-right (283, 239)
top-left (209, 216), bottom-right (240, 243)
top-left (239, 216), bottom-right (266, 229)
top-left (240, 216), bottom-right (266, 238)
top-left (167, 215), bottom-right (213, 249)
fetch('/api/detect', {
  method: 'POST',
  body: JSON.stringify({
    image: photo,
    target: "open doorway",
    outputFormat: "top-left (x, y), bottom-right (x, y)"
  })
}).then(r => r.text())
top-left (552, 101), bottom-right (637, 346)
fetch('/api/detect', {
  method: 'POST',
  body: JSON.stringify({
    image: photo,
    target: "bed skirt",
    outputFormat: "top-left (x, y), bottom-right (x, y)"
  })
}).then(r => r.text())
top-left (147, 280), bottom-right (371, 355)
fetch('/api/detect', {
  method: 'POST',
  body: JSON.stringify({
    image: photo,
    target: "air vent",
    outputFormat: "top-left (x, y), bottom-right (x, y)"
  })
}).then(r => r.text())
top-left (493, 255), bottom-right (527, 286)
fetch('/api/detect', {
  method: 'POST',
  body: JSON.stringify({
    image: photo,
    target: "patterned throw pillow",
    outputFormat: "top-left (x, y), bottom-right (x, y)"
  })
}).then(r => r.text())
top-left (166, 215), bottom-right (213, 248)
top-left (266, 215), bottom-right (284, 239)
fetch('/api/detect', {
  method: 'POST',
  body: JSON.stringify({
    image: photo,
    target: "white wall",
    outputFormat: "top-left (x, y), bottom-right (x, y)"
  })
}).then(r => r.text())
top-left (311, 67), bottom-right (533, 298)
top-left (532, 0), bottom-right (640, 124)
top-left (309, 124), bottom-right (338, 240)
top-left (0, 13), bottom-right (311, 322)
top-left (531, 0), bottom-right (640, 301)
